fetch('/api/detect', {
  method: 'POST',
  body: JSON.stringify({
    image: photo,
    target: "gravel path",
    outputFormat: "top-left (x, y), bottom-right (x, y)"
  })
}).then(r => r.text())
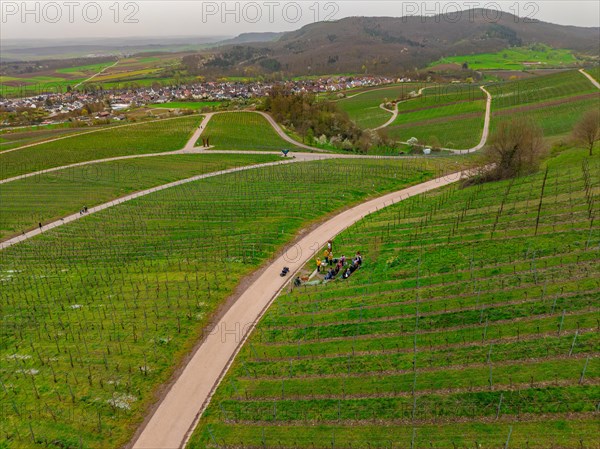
top-left (579, 68), bottom-right (600, 89)
top-left (131, 169), bottom-right (473, 449)
top-left (396, 85), bottom-right (493, 154)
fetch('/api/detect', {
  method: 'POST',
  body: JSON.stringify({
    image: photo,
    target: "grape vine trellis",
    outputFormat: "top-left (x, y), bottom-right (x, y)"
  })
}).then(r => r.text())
top-left (188, 151), bottom-right (600, 449)
top-left (1, 157), bottom-right (459, 448)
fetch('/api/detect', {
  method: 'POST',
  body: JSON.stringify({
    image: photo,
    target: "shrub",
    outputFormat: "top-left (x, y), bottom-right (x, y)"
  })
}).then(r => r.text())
top-left (572, 108), bottom-right (600, 156)
top-left (481, 117), bottom-right (547, 182)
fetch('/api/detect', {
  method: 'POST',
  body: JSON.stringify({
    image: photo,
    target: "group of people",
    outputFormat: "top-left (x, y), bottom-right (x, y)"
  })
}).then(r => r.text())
top-left (316, 240), bottom-right (362, 281)
top-left (79, 205), bottom-right (89, 215)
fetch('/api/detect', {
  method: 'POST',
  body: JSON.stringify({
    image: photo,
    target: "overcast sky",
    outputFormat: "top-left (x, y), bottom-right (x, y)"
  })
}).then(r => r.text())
top-left (2, 1), bottom-right (599, 40)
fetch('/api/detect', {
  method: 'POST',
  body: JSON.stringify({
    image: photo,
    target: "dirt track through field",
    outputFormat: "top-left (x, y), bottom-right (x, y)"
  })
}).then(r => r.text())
top-left (73, 60), bottom-right (119, 88)
top-left (579, 68), bottom-right (600, 89)
top-left (372, 85), bottom-right (491, 153)
top-left (394, 86), bottom-right (492, 154)
top-left (373, 85), bottom-right (432, 131)
top-left (130, 168), bottom-right (473, 449)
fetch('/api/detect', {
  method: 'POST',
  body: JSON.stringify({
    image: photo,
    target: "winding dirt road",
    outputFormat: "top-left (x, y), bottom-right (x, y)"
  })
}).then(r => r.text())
top-left (372, 85), bottom-right (433, 131)
top-left (395, 85), bottom-right (493, 154)
top-left (2, 107), bottom-right (478, 447)
top-left (579, 68), bottom-right (600, 90)
top-left (130, 169), bottom-right (472, 449)
top-left (374, 102), bottom-right (399, 130)
top-left (195, 110), bottom-right (331, 153)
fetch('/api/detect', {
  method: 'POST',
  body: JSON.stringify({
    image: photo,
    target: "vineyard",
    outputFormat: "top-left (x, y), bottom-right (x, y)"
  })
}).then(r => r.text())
top-left (588, 67), bottom-right (600, 82)
top-left (197, 112), bottom-right (304, 152)
top-left (336, 84), bottom-right (428, 129)
top-left (189, 147), bottom-right (600, 448)
top-left (0, 115), bottom-right (202, 180)
top-left (385, 84), bottom-right (487, 149)
top-left (0, 153), bottom-right (279, 239)
top-left (0, 157), bottom-right (466, 449)
top-left (487, 70), bottom-right (600, 138)
top-left (0, 126), bottom-right (97, 153)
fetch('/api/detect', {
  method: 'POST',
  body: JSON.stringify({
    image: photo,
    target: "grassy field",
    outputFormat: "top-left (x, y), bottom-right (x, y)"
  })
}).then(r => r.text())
top-left (0, 115), bottom-right (202, 180)
top-left (430, 47), bottom-right (578, 70)
top-left (150, 101), bottom-right (222, 110)
top-left (336, 84), bottom-right (428, 129)
top-left (56, 62), bottom-right (116, 75)
top-left (198, 112), bottom-right (304, 152)
top-left (385, 85), bottom-right (487, 149)
top-left (189, 147), bottom-right (600, 448)
top-left (0, 153), bottom-right (280, 239)
top-left (0, 157), bottom-right (469, 449)
top-left (0, 55), bottom-right (189, 96)
top-left (81, 55), bottom-right (190, 89)
top-left (0, 61), bottom-right (117, 97)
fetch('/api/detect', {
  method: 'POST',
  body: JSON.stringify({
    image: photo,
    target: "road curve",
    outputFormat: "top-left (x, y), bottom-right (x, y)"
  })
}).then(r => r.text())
top-left (1, 105), bottom-right (458, 186)
top-left (373, 102), bottom-right (399, 130)
top-left (579, 68), bottom-right (600, 90)
top-left (201, 110), bottom-right (331, 153)
top-left (0, 110), bottom-right (329, 184)
top-left (131, 168), bottom-right (473, 449)
top-left (398, 85), bottom-right (493, 154)
top-left (371, 85), bottom-right (436, 132)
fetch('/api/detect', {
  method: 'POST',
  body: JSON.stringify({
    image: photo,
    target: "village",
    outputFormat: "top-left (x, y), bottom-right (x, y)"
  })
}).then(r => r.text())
top-left (0, 75), bottom-right (406, 127)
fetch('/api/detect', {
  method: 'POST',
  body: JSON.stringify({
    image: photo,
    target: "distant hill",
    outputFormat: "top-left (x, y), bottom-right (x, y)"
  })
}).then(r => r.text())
top-left (215, 32), bottom-right (284, 46)
top-left (183, 9), bottom-right (599, 76)
top-left (0, 36), bottom-right (229, 61)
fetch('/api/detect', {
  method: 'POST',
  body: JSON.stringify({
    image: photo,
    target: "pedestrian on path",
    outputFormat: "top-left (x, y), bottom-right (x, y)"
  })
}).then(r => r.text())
top-left (38, 222), bottom-right (42, 230)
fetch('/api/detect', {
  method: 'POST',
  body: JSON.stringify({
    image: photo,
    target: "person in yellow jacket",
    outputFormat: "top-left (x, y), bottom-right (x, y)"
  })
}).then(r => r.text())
top-left (316, 258), bottom-right (322, 272)
top-left (327, 251), bottom-right (333, 266)
top-left (323, 249), bottom-right (330, 265)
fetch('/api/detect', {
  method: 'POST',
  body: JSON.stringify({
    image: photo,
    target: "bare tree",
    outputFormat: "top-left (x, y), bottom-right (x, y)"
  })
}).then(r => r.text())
top-left (572, 109), bottom-right (600, 156)
top-left (485, 117), bottom-right (547, 181)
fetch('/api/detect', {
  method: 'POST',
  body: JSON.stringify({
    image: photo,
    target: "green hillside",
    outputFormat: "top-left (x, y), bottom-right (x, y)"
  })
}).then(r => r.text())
top-left (0, 115), bottom-right (202, 180)
top-left (189, 147), bottom-right (600, 448)
top-left (430, 47), bottom-right (578, 70)
top-left (0, 157), bottom-right (466, 449)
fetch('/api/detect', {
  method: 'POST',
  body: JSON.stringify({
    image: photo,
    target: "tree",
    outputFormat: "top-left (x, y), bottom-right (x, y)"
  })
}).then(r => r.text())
top-left (572, 109), bottom-right (600, 156)
top-left (485, 117), bottom-right (547, 181)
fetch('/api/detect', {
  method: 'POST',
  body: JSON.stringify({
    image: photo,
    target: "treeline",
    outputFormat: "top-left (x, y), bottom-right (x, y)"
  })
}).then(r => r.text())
top-left (261, 86), bottom-right (392, 153)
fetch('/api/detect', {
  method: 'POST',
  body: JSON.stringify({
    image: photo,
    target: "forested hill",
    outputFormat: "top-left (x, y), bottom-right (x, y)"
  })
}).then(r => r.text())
top-left (183, 8), bottom-right (599, 76)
